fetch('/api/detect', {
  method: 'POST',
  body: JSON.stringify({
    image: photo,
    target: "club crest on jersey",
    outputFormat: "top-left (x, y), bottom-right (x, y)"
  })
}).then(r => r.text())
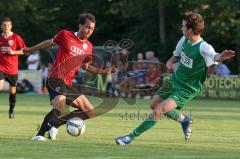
top-left (8, 40), bottom-right (14, 46)
top-left (83, 43), bottom-right (88, 51)
top-left (180, 51), bottom-right (193, 68)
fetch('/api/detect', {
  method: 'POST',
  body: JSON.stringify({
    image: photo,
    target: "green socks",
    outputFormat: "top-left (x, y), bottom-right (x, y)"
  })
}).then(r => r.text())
top-left (130, 115), bottom-right (157, 138)
top-left (165, 109), bottom-right (185, 123)
top-left (128, 109), bottom-right (186, 139)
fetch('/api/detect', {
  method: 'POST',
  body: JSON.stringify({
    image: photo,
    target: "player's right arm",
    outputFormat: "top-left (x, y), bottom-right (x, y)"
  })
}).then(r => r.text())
top-left (166, 56), bottom-right (180, 73)
top-left (166, 36), bottom-right (185, 73)
top-left (23, 39), bottom-right (54, 54)
top-left (24, 30), bottom-right (65, 54)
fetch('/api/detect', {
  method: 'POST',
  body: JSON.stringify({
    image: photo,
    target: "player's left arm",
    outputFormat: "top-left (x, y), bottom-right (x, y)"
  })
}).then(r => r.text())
top-left (7, 48), bottom-right (24, 55)
top-left (82, 63), bottom-right (115, 74)
top-left (200, 42), bottom-right (236, 66)
top-left (7, 35), bottom-right (27, 55)
top-left (214, 50), bottom-right (236, 62)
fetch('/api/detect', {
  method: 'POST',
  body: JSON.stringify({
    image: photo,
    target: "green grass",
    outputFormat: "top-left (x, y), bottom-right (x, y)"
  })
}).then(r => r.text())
top-left (0, 93), bottom-right (239, 159)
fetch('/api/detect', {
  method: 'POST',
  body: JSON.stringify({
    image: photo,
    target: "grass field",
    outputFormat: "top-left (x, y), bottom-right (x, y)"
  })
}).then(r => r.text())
top-left (0, 93), bottom-right (239, 159)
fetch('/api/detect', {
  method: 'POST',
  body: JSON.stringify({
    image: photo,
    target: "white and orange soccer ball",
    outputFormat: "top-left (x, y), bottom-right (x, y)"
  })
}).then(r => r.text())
top-left (66, 117), bottom-right (86, 136)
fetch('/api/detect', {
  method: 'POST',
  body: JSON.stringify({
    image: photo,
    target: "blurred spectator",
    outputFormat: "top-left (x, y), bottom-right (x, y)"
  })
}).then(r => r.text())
top-left (27, 50), bottom-right (40, 70)
top-left (145, 50), bottom-right (159, 63)
top-left (133, 52), bottom-right (145, 70)
top-left (146, 63), bottom-right (161, 85)
top-left (39, 63), bottom-right (48, 94)
top-left (137, 52), bottom-right (144, 62)
top-left (208, 64), bottom-right (216, 75)
top-left (214, 62), bottom-right (231, 76)
top-left (111, 62), bottom-right (129, 97)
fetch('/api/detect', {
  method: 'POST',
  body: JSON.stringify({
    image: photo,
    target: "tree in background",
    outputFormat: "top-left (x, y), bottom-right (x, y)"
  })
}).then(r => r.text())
top-left (0, 0), bottom-right (239, 73)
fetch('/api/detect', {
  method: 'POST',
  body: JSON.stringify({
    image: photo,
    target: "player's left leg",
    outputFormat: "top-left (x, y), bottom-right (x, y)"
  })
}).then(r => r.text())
top-left (150, 95), bottom-right (192, 140)
top-left (165, 109), bottom-right (192, 141)
top-left (116, 98), bottom-right (178, 145)
top-left (8, 86), bottom-right (16, 119)
top-left (48, 95), bottom-right (94, 140)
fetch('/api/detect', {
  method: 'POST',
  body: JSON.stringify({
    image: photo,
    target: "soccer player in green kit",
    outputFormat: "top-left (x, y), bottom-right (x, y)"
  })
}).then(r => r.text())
top-left (115, 11), bottom-right (236, 145)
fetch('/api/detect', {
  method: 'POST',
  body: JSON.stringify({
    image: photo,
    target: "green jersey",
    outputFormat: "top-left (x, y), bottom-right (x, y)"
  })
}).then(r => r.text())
top-left (158, 36), bottom-right (218, 108)
top-left (172, 36), bottom-right (218, 94)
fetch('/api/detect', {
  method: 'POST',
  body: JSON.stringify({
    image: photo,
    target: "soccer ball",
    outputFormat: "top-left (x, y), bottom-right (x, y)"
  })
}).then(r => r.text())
top-left (66, 117), bottom-right (86, 136)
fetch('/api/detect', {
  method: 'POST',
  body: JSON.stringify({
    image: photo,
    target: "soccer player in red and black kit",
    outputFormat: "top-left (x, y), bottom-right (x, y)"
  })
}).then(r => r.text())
top-left (21, 13), bottom-right (115, 141)
top-left (0, 18), bottom-right (26, 119)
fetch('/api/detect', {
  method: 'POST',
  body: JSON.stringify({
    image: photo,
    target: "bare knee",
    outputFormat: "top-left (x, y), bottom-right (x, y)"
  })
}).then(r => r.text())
top-left (72, 95), bottom-right (94, 117)
top-left (0, 80), bottom-right (4, 90)
top-left (150, 95), bottom-right (163, 109)
top-left (9, 86), bottom-right (16, 94)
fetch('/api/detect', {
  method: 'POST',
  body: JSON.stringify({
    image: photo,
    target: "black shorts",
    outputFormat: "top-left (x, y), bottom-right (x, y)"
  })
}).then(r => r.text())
top-left (47, 78), bottom-right (81, 105)
top-left (0, 71), bottom-right (18, 86)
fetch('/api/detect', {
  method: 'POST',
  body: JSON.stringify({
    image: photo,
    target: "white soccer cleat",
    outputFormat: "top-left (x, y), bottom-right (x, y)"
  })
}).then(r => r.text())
top-left (31, 135), bottom-right (48, 141)
top-left (48, 127), bottom-right (58, 140)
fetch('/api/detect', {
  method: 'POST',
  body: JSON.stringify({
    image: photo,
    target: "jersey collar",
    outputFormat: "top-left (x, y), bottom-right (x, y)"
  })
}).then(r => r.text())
top-left (2, 32), bottom-right (13, 38)
top-left (188, 38), bottom-right (203, 46)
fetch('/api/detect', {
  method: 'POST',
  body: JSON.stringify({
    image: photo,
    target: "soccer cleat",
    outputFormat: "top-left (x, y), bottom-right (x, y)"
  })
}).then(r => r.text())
top-left (115, 134), bottom-right (133, 145)
top-left (9, 112), bottom-right (14, 119)
top-left (31, 135), bottom-right (48, 141)
top-left (48, 127), bottom-right (58, 140)
top-left (181, 115), bottom-right (192, 141)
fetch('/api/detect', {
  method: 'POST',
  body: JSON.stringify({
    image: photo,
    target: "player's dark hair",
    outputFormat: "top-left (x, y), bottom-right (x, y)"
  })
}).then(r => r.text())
top-left (183, 11), bottom-right (204, 35)
top-left (2, 17), bottom-right (12, 24)
top-left (78, 13), bottom-right (96, 25)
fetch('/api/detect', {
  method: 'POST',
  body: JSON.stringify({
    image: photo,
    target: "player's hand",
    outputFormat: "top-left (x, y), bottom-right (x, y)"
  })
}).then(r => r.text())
top-left (23, 47), bottom-right (32, 54)
top-left (219, 50), bottom-right (236, 61)
top-left (152, 105), bottom-right (162, 120)
top-left (6, 48), bottom-right (15, 55)
top-left (166, 61), bottom-right (174, 73)
top-left (102, 67), bottom-right (116, 74)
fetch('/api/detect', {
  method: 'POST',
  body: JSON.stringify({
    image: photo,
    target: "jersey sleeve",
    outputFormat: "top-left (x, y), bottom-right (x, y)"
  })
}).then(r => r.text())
top-left (83, 55), bottom-right (93, 64)
top-left (16, 35), bottom-right (27, 49)
top-left (173, 36), bottom-right (186, 57)
top-left (52, 30), bottom-right (65, 45)
top-left (200, 42), bottom-right (218, 67)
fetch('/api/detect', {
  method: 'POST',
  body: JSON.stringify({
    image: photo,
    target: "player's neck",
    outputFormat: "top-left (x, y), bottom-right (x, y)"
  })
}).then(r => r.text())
top-left (188, 35), bottom-right (201, 44)
top-left (76, 32), bottom-right (87, 42)
top-left (2, 31), bottom-right (13, 38)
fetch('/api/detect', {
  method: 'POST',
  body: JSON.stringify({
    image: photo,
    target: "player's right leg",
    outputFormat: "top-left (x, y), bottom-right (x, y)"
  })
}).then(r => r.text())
top-left (0, 73), bottom-right (5, 116)
top-left (0, 80), bottom-right (4, 91)
top-left (32, 95), bottom-right (66, 141)
top-left (0, 71), bottom-right (5, 92)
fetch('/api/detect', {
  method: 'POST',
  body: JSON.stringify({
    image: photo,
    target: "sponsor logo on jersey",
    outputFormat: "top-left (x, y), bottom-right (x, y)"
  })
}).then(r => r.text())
top-left (180, 51), bottom-right (193, 68)
top-left (0, 46), bottom-right (10, 53)
top-left (8, 40), bottom-right (14, 46)
top-left (83, 43), bottom-right (88, 50)
top-left (70, 46), bottom-right (85, 56)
